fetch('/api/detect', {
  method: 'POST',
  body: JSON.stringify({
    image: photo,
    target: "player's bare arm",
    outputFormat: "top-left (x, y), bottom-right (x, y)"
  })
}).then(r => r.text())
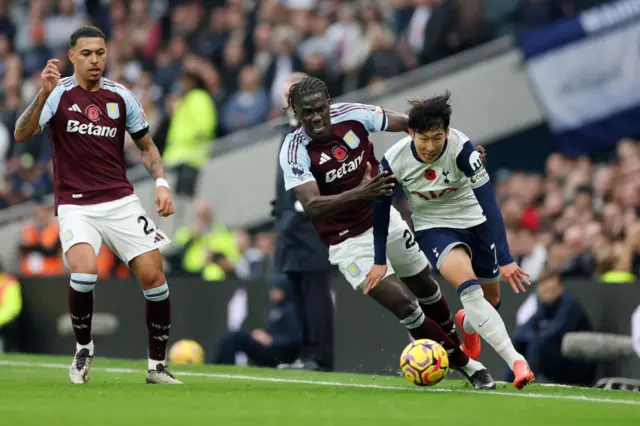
top-left (293, 163), bottom-right (395, 218)
top-left (134, 132), bottom-right (174, 217)
top-left (383, 109), bottom-right (409, 133)
top-left (14, 59), bottom-right (60, 142)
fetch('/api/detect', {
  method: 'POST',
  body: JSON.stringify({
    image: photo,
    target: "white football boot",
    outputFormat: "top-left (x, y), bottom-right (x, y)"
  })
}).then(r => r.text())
top-left (146, 363), bottom-right (183, 384)
top-left (69, 348), bottom-right (94, 384)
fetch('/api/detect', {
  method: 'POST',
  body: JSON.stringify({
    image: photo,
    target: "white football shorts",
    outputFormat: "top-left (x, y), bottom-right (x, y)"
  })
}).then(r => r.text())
top-left (328, 206), bottom-right (429, 290)
top-left (58, 194), bottom-right (171, 264)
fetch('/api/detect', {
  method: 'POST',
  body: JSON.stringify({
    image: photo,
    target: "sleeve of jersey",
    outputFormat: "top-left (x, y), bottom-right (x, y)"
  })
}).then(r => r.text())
top-left (39, 86), bottom-right (64, 132)
top-left (456, 141), bottom-right (514, 265)
top-left (279, 135), bottom-right (316, 191)
top-left (373, 157), bottom-right (396, 265)
top-left (120, 88), bottom-right (150, 138)
top-left (342, 103), bottom-right (388, 133)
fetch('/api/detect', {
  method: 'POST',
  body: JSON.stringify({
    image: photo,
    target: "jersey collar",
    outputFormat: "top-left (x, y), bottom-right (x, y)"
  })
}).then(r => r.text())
top-left (410, 139), bottom-right (449, 163)
top-left (70, 74), bottom-right (105, 89)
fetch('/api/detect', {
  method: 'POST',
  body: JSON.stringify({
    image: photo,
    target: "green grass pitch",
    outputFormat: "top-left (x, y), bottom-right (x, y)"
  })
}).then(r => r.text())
top-left (1, 353), bottom-right (639, 425)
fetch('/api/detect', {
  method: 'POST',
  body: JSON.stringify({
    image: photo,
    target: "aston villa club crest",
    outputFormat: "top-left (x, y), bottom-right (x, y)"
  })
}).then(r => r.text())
top-left (85, 104), bottom-right (101, 121)
top-left (343, 130), bottom-right (360, 149)
top-left (106, 103), bottom-right (120, 119)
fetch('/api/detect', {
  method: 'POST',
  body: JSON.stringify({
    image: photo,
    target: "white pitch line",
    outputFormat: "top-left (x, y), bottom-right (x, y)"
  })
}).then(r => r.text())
top-left (1, 360), bottom-right (639, 407)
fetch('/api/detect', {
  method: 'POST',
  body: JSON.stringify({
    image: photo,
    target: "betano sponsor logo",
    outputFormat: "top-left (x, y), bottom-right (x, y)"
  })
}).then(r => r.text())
top-left (66, 120), bottom-right (117, 137)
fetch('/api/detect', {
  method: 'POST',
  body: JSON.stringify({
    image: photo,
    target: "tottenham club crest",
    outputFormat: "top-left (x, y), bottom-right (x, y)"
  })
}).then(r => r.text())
top-left (106, 102), bottom-right (120, 119)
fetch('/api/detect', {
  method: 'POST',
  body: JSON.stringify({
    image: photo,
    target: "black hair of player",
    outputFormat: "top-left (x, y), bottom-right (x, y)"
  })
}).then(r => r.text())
top-left (285, 77), bottom-right (331, 117)
top-left (407, 90), bottom-right (452, 133)
top-left (69, 26), bottom-right (107, 49)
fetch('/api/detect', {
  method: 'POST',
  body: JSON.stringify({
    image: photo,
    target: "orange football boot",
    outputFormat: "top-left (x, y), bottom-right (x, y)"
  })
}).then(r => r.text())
top-left (455, 309), bottom-right (481, 360)
top-left (513, 360), bottom-right (535, 389)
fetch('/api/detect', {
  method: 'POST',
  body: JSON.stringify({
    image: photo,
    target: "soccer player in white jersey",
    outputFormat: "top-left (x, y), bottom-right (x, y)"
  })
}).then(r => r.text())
top-left (13, 26), bottom-right (181, 384)
top-left (366, 92), bottom-right (536, 389)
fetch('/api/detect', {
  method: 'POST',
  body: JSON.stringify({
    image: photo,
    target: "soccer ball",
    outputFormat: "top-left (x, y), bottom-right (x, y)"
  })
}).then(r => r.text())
top-left (168, 339), bottom-right (205, 365)
top-left (400, 339), bottom-right (449, 386)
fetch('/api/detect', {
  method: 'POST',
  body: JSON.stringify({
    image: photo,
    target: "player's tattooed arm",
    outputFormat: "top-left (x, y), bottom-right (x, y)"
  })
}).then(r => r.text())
top-left (133, 132), bottom-right (165, 180)
top-left (14, 91), bottom-right (48, 142)
top-left (383, 109), bottom-right (409, 133)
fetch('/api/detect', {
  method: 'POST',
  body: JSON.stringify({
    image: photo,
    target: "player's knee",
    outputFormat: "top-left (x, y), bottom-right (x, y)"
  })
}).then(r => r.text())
top-left (396, 298), bottom-right (420, 320)
top-left (65, 243), bottom-right (98, 275)
top-left (140, 268), bottom-right (167, 291)
top-left (439, 246), bottom-right (475, 286)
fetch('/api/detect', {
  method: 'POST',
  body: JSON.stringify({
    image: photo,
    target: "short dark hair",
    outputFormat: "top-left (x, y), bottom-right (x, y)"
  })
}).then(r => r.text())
top-left (407, 90), bottom-right (452, 133)
top-left (69, 26), bottom-right (106, 49)
top-left (286, 77), bottom-right (330, 115)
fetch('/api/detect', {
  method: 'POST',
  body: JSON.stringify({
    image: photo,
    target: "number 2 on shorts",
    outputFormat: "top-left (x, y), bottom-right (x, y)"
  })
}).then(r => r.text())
top-left (137, 215), bottom-right (155, 235)
top-left (403, 229), bottom-right (416, 250)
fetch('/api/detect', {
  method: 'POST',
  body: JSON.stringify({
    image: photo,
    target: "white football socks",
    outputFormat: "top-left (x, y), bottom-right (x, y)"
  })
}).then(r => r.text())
top-left (459, 284), bottom-right (524, 370)
top-left (76, 340), bottom-right (94, 356)
top-left (460, 358), bottom-right (485, 376)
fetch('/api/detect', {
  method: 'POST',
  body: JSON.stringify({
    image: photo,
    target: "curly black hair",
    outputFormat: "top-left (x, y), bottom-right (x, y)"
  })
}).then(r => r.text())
top-left (285, 77), bottom-right (330, 116)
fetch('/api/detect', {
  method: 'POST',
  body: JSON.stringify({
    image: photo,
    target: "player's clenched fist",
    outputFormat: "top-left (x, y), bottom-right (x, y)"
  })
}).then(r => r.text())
top-left (155, 186), bottom-right (174, 217)
top-left (499, 262), bottom-right (530, 294)
top-left (41, 59), bottom-right (61, 95)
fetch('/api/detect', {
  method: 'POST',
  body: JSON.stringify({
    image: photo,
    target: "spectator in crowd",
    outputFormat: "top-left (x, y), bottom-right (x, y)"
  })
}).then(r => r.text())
top-left (0, 269), bottom-right (21, 353)
top-left (212, 273), bottom-right (300, 367)
top-left (507, 268), bottom-right (597, 386)
top-left (162, 70), bottom-right (217, 201)
top-left (235, 231), bottom-right (275, 281)
top-left (220, 65), bottom-right (269, 135)
top-left (18, 201), bottom-right (64, 277)
top-left (169, 199), bottom-right (239, 281)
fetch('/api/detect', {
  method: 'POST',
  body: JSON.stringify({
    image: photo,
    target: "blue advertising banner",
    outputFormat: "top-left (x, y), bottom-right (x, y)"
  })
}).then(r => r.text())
top-left (519, 0), bottom-right (640, 154)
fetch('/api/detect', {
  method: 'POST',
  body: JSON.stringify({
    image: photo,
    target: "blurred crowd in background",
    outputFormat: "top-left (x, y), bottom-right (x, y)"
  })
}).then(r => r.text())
top-left (501, 139), bottom-right (640, 284)
top-left (0, 0), bottom-right (611, 209)
top-left (2, 0), bottom-right (635, 286)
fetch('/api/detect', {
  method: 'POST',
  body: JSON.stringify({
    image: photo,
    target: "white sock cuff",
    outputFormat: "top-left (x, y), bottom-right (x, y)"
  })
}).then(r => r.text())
top-left (418, 287), bottom-right (441, 305)
top-left (459, 285), bottom-right (484, 302)
top-left (70, 273), bottom-right (97, 293)
top-left (400, 306), bottom-right (425, 330)
top-left (144, 283), bottom-right (169, 302)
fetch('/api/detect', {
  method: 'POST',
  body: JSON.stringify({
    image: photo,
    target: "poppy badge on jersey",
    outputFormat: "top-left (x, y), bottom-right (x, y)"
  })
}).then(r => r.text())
top-left (343, 130), bottom-right (360, 149)
top-left (347, 262), bottom-right (361, 278)
top-left (106, 103), bottom-right (120, 119)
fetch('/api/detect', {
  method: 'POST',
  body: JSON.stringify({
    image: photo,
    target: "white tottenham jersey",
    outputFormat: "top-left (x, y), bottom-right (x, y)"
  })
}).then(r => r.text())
top-left (383, 128), bottom-right (487, 231)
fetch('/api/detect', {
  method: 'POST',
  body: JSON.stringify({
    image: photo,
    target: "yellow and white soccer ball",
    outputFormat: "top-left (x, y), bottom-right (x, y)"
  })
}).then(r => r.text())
top-left (168, 339), bottom-right (205, 365)
top-left (400, 339), bottom-right (449, 386)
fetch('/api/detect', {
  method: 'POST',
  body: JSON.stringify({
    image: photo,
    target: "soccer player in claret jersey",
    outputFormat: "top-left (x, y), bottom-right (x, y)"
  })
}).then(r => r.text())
top-left (279, 77), bottom-right (495, 389)
top-left (367, 92), bottom-right (536, 389)
top-left (13, 26), bottom-right (181, 385)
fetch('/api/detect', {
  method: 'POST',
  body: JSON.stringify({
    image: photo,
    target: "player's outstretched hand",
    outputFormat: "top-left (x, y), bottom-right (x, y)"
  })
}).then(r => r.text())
top-left (475, 145), bottom-right (487, 166)
top-left (364, 264), bottom-right (387, 295)
top-left (155, 186), bottom-right (174, 217)
top-left (41, 59), bottom-right (61, 95)
top-left (499, 262), bottom-right (530, 294)
top-left (357, 162), bottom-right (395, 200)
